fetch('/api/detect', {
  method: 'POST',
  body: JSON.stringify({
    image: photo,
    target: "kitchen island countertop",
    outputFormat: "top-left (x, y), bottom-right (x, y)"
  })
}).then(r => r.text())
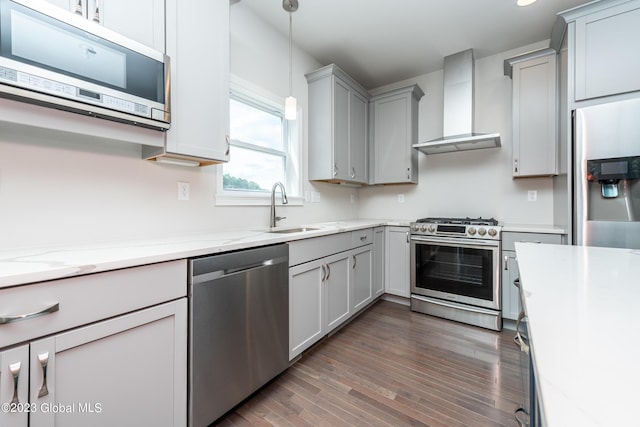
top-left (0, 219), bottom-right (409, 289)
top-left (515, 242), bottom-right (640, 427)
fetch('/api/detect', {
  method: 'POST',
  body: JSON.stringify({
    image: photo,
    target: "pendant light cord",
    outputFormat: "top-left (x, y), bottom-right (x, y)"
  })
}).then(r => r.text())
top-left (288, 11), bottom-right (293, 96)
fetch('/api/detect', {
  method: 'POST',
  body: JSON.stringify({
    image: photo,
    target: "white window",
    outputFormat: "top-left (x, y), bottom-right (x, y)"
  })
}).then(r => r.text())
top-left (216, 77), bottom-right (301, 206)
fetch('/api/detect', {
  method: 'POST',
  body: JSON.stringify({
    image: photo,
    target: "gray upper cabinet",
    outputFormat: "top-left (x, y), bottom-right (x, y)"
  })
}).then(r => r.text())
top-left (45, 0), bottom-right (165, 52)
top-left (551, 0), bottom-right (640, 102)
top-left (506, 49), bottom-right (558, 178)
top-left (142, 0), bottom-right (230, 165)
top-left (306, 64), bottom-right (370, 185)
top-left (369, 85), bottom-right (424, 184)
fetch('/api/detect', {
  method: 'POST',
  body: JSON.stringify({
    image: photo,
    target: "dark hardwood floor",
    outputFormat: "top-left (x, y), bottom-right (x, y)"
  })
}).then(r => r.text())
top-left (215, 300), bottom-right (528, 426)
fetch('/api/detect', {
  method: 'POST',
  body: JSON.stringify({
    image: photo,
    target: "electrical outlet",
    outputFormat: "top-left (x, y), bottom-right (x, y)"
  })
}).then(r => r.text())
top-left (350, 194), bottom-right (356, 204)
top-left (312, 192), bottom-right (321, 203)
top-left (528, 190), bottom-right (537, 202)
top-left (178, 182), bottom-right (190, 201)
top-left (398, 194), bottom-right (405, 204)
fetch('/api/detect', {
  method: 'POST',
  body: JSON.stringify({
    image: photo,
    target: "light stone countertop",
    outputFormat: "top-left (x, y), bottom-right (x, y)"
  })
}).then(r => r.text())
top-left (502, 223), bottom-right (566, 234)
top-left (515, 242), bottom-right (640, 427)
top-left (0, 219), bottom-right (410, 289)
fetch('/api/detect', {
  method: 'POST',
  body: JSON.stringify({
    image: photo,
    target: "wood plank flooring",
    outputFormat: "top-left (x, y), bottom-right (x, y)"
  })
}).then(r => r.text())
top-left (215, 300), bottom-right (528, 426)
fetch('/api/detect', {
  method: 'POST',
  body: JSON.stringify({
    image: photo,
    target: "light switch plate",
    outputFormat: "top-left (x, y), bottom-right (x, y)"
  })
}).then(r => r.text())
top-left (528, 190), bottom-right (537, 202)
top-left (178, 182), bottom-right (190, 200)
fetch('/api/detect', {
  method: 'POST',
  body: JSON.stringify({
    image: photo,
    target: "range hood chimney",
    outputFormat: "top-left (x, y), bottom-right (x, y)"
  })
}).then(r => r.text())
top-left (413, 49), bottom-right (501, 155)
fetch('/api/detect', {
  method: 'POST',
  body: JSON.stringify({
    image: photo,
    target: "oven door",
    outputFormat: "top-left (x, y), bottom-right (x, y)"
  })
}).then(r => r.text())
top-left (410, 235), bottom-right (500, 311)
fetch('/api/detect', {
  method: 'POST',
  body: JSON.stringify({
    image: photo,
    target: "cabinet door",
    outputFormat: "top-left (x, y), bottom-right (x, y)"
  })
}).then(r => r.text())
top-left (91, 0), bottom-right (165, 52)
top-left (501, 251), bottom-right (521, 321)
top-left (350, 90), bottom-right (368, 183)
top-left (352, 246), bottom-right (373, 313)
top-left (512, 53), bottom-right (557, 177)
top-left (372, 227), bottom-right (385, 297)
top-left (0, 346), bottom-right (29, 427)
top-left (333, 78), bottom-right (350, 181)
top-left (574, 2), bottom-right (640, 100)
top-left (289, 259), bottom-right (325, 360)
top-left (164, 0), bottom-right (230, 162)
top-left (29, 299), bottom-right (187, 427)
top-left (385, 227), bottom-right (410, 297)
top-left (325, 252), bottom-right (351, 332)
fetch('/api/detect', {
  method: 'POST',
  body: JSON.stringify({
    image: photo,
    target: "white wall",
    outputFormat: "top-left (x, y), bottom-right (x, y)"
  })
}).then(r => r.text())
top-left (0, 3), bottom-right (358, 250)
top-left (358, 41), bottom-right (558, 224)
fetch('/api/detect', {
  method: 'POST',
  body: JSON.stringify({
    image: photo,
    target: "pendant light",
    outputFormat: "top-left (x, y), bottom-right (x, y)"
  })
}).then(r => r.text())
top-left (283, 0), bottom-right (298, 120)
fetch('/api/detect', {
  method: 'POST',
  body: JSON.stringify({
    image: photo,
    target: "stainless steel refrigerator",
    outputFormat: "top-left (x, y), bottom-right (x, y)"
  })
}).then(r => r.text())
top-left (574, 97), bottom-right (640, 249)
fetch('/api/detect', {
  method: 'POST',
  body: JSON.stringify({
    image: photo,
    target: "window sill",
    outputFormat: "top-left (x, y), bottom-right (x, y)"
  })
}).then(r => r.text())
top-left (215, 192), bottom-right (304, 207)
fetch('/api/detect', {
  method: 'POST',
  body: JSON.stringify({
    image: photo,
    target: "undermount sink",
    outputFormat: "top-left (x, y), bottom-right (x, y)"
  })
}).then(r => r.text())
top-left (266, 227), bottom-right (321, 234)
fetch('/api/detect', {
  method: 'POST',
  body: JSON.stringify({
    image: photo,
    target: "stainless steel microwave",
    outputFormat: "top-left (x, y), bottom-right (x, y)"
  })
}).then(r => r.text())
top-left (0, 0), bottom-right (170, 130)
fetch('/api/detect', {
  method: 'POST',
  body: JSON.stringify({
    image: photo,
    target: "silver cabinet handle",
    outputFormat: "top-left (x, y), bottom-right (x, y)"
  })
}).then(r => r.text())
top-left (320, 264), bottom-right (327, 282)
top-left (504, 255), bottom-right (509, 270)
top-left (225, 135), bottom-right (230, 156)
top-left (350, 167), bottom-right (356, 178)
top-left (92, 0), bottom-right (100, 23)
top-left (0, 302), bottom-right (59, 325)
top-left (9, 362), bottom-right (21, 404)
top-left (333, 163), bottom-right (338, 176)
top-left (513, 278), bottom-right (521, 289)
top-left (360, 235), bottom-right (367, 241)
top-left (75, 0), bottom-right (83, 15)
top-left (352, 255), bottom-right (357, 269)
top-left (326, 264), bottom-right (331, 280)
top-left (406, 167), bottom-right (411, 180)
top-left (406, 231), bottom-right (409, 243)
top-left (514, 158), bottom-right (519, 174)
top-left (37, 352), bottom-right (50, 398)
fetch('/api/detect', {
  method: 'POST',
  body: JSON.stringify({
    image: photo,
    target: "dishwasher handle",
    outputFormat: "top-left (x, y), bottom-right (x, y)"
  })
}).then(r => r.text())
top-left (190, 244), bottom-right (289, 285)
top-left (192, 256), bottom-right (288, 284)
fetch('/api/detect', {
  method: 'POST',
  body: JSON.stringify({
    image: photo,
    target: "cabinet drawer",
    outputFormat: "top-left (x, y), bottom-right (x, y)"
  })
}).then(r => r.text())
top-left (351, 228), bottom-right (373, 248)
top-left (0, 260), bottom-right (186, 349)
top-left (288, 233), bottom-right (351, 267)
top-left (502, 232), bottom-right (563, 251)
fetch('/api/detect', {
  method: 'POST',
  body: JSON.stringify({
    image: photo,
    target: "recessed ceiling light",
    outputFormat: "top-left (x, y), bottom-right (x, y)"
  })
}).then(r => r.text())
top-left (517, 0), bottom-right (537, 6)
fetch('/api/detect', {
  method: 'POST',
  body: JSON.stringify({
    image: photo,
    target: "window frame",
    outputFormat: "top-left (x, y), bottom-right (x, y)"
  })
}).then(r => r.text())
top-left (215, 75), bottom-right (302, 206)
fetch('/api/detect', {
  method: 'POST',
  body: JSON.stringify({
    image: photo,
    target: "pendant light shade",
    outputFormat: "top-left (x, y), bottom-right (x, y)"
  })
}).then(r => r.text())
top-left (283, 0), bottom-right (298, 121)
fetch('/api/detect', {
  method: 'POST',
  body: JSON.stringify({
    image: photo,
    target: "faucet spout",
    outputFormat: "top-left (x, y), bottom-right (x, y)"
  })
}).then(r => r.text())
top-left (270, 182), bottom-right (288, 228)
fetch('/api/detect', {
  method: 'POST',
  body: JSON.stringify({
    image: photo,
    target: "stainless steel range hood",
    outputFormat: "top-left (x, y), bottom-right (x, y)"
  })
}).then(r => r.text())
top-left (413, 49), bottom-right (501, 155)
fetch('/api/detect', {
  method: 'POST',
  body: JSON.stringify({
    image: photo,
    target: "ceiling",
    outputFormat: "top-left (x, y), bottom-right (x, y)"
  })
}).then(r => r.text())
top-left (232, 0), bottom-right (588, 89)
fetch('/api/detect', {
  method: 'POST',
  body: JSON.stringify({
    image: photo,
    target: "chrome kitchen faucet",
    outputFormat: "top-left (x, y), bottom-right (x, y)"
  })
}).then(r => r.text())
top-left (270, 182), bottom-right (288, 228)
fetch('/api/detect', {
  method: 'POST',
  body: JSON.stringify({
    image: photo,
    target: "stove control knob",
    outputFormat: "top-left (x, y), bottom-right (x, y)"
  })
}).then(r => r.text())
top-left (488, 228), bottom-right (497, 237)
top-left (478, 227), bottom-right (487, 236)
top-left (412, 224), bottom-right (420, 232)
top-left (468, 227), bottom-right (476, 236)
top-left (420, 224), bottom-right (428, 232)
top-left (428, 225), bottom-right (436, 233)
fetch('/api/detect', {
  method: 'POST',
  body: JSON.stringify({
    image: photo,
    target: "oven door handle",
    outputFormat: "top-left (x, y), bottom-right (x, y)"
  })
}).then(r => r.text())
top-left (410, 235), bottom-right (499, 248)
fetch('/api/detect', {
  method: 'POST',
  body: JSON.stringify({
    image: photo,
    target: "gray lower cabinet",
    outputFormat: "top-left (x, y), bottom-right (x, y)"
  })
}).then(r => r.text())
top-left (288, 229), bottom-right (376, 360)
top-left (369, 85), bottom-right (423, 184)
top-left (0, 261), bottom-right (188, 427)
top-left (384, 226), bottom-right (410, 298)
top-left (372, 226), bottom-right (385, 298)
top-left (352, 245), bottom-right (373, 313)
top-left (501, 231), bottom-right (563, 321)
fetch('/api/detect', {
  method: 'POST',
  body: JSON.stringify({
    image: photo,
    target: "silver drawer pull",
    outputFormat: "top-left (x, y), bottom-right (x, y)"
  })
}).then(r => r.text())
top-left (37, 352), bottom-right (50, 398)
top-left (513, 278), bottom-right (521, 289)
top-left (360, 235), bottom-right (367, 241)
top-left (0, 303), bottom-right (60, 325)
top-left (9, 362), bottom-right (21, 404)
top-left (352, 255), bottom-right (357, 269)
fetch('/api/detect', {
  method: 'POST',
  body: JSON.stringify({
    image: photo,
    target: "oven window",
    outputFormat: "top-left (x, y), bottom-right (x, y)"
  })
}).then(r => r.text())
top-left (414, 243), bottom-right (494, 301)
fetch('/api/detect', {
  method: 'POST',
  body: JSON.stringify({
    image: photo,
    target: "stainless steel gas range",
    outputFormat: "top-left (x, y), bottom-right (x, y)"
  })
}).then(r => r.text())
top-left (409, 217), bottom-right (502, 331)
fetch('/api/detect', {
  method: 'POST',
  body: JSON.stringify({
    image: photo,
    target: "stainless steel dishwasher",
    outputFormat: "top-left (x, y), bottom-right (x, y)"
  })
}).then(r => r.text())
top-left (188, 244), bottom-right (289, 427)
